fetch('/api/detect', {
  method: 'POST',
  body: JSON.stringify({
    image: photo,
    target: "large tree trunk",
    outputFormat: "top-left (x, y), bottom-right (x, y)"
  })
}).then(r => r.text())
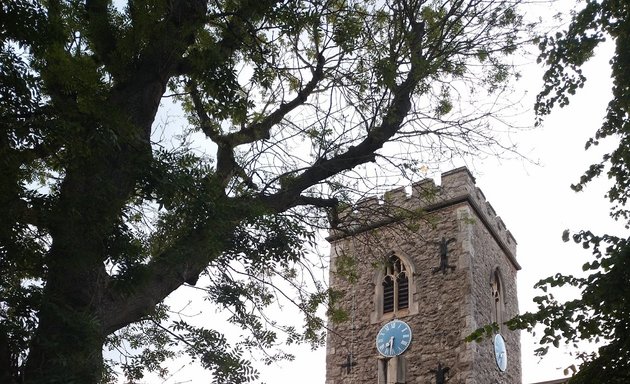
top-left (23, 256), bottom-right (108, 383)
top-left (18, 1), bottom-right (235, 381)
top-left (19, 78), bottom-right (157, 383)
top-left (24, 306), bottom-right (105, 384)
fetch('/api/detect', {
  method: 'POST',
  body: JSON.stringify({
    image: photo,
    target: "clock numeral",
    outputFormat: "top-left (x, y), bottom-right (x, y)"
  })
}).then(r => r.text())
top-left (401, 340), bottom-right (408, 346)
top-left (402, 333), bottom-right (410, 338)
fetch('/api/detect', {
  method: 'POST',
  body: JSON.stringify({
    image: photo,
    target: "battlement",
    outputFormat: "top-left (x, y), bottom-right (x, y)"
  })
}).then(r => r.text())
top-left (329, 167), bottom-right (519, 268)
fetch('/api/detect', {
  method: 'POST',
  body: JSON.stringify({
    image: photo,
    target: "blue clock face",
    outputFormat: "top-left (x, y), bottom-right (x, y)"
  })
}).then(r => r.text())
top-left (376, 320), bottom-right (412, 357)
top-left (494, 334), bottom-right (507, 372)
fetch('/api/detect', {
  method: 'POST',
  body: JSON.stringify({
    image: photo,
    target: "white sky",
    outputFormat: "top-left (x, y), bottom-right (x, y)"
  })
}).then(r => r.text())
top-left (135, 1), bottom-right (624, 383)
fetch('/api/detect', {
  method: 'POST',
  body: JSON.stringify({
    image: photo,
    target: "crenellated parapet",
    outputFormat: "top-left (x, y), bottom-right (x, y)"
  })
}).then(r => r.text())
top-left (329, 166), bottom-right (519, 269)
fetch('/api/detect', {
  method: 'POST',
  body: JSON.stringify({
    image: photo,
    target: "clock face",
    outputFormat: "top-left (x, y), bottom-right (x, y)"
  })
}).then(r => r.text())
top-left (494, 333), bottom-right (507, 372)
top-left (376, 320), bottom-right (412, 357)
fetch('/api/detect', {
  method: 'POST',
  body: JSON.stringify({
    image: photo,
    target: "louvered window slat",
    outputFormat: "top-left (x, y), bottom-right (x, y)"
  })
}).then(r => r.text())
top-left (397, 273), bottom-right (409, 310)
top-left (383, 276), bottom-right (395, 313)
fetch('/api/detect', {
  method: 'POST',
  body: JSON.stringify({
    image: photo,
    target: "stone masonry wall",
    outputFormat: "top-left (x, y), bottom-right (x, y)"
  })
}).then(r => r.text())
top-left (325, 167), bottom-right (521, 384)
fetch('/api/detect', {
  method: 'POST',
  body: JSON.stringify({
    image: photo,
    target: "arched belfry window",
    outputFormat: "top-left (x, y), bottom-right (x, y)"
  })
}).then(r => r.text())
top-left (372, 253), bottom-right (417, 323)
top-left (382, 255), bottom-right (410, 314)
top-left (491, 268), bottom-right (504, 327)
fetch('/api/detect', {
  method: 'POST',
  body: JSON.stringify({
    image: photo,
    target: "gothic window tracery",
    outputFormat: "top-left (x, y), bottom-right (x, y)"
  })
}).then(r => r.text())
top-left (382, 255), bottom-right (410, 314)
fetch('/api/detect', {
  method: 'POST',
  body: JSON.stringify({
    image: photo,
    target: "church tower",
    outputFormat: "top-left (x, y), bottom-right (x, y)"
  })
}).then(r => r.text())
top-left (325, 167), bottom-right (521, 384)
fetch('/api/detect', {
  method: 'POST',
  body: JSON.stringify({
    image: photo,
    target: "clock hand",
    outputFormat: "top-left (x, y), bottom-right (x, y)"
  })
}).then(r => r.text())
top-left (389, 336), bottom-right (394, 354)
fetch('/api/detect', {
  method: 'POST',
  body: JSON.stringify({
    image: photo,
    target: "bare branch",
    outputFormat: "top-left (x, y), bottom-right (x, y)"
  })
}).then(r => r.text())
top-left (258, 21), bottom-right (427, 211)
top-left (225, 53), bottom-right (327, 148)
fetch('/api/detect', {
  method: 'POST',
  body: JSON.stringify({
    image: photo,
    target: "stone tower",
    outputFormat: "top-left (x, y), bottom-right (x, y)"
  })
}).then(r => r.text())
top-left (325, 167), bottom-right (521, 384)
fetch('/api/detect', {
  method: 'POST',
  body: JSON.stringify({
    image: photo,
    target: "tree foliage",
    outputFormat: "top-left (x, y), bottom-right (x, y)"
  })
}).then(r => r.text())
top-left (0, 0), bottom-right (529, 382)
top-left (508, 1), bottom-right (630, 382)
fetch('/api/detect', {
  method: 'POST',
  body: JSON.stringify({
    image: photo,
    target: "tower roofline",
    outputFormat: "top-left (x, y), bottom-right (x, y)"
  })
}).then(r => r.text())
top-left (327, 166), bottom-right (520, 270)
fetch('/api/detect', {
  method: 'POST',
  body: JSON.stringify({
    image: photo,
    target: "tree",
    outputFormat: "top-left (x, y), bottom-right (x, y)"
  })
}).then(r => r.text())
top-left (507, 1), bottom-right (630, 382)
top-left (0, 0), bottom-right (528, 382)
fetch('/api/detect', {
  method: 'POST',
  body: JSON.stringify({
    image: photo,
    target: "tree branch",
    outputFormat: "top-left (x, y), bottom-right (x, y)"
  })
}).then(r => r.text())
top-left (190, 52), bottom-right (327, 188)
top-left (258, 25), bottom-right (425, 211)
top-left (225, 52), bottom-right (327, 147)
top-left (175, 0), bottom-right (277, 77)
top-left (102, 226), bottom-right (225, 333)
top-left (85, 0), bottom-right (118, 68)
top-left (294, 195), bottom-right (339, 208)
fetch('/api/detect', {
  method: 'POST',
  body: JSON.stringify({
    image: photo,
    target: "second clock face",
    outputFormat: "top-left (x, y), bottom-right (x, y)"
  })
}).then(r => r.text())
top-left (494, 333), bottom-right (507, 372)
top-left (376, 320), bottom-right (412, 357)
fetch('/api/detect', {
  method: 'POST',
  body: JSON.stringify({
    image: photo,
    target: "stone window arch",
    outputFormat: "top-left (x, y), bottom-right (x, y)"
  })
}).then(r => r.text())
top-left (490, 267), bottom-right (505, 329)
top-left (372, 253), bottom-right (417, 322)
